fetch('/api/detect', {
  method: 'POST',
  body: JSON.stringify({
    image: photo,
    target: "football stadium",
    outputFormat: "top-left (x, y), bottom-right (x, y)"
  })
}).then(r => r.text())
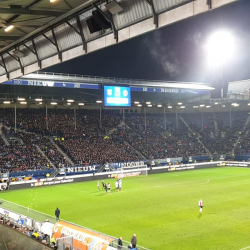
top-left (1, 0), bottom-right (250, 250)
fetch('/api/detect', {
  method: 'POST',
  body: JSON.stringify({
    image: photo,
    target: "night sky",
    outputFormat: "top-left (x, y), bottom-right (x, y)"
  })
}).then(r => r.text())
top-left (47, 0), bottom-right (250, 92)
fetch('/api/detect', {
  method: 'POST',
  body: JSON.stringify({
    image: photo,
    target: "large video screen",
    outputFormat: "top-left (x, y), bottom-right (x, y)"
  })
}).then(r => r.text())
top-left (103, 85), bottom-right (131, 107)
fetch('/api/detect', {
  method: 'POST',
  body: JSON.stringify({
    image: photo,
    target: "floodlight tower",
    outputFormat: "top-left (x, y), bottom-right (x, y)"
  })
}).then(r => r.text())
top-left (206, 31), bottom-right (235, 98)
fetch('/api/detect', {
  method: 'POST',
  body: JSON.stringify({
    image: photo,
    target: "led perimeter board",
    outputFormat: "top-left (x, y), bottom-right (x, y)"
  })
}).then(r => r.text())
top-left (103, 85), bottom-right (131, 107)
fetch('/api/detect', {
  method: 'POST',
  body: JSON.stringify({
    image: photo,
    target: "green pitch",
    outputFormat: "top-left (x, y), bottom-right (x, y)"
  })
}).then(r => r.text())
top-left (1, 167), bottom-right (250, 250)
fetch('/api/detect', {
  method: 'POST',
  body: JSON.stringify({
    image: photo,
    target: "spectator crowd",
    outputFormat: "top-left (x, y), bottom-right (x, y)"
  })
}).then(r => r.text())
top-left (0, 108), bottom-right (250, 173)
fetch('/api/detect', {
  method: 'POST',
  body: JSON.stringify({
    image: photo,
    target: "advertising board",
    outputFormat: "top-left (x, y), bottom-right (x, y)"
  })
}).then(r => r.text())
top-left (52, 221), bottom-right (115, 250)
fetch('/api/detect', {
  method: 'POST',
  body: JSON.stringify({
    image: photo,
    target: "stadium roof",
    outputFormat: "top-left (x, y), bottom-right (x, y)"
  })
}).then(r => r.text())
top-left (18, 72), bottom-right (214, 90)
top-left (0, 0), bottom-right (88, 48)
top-left (0, 0), bottom-right (237, 83)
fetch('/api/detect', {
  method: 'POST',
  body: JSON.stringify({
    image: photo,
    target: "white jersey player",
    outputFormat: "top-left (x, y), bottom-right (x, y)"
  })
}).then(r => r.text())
top-left (115, 180), bottom-right (119, 190)
top-left (198, 199), bottom-right (203, 213)
top-left (119, 179), bottom-right (122, 190)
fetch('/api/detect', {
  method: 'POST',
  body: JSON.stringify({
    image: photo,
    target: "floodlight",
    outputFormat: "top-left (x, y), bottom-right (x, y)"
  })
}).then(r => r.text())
top-left (20, 102), bottom-right (27, 105)
top-left (17, 97), bottom-right (25, 101)
top-left (35, 98), bottom-right (42, 102)
top-left (3, 101), bottom-right (10, 104)
top-left (157, 105), bottom-right (162, 107)
top-left (177, 102), bottom-right (182, 105)
top-left (199, 104), bottom-right (205, 107)
top-left (78, 103), bottom-right (84, 106)
top-left (148, 104), bottom-right (152, 107)
top-left (67, 99), bottom-right (74, 103)
top-left (180, 106), bottom-right (185, 109)
top-left (146, 102), bottom-right (151, 105)
top-left (51, 102), bottom-right (57, 105)
top-left (137, 104), bottom-right (142, 107)
top-left (134, 101), bottom-right (139, 104)
top-left (206, 31), bottom-right (234, 67)
top-left (5, 25), bottom-right (14, 32)
top-left (168, 106), bottom-right (172, 108)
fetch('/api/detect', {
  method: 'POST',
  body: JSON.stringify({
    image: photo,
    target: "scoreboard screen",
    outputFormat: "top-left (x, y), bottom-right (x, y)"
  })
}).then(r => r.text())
top-left (103, 85), bottom-right (131, 107)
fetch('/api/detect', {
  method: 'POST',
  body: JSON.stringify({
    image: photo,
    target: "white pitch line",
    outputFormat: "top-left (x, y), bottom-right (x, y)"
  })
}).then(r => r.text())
top-left (239, 246), bottom-right (250, 250)
top-left (0, 197), bottom-right (150, 250)
top-left (0, 197), bottom-right (54, 219)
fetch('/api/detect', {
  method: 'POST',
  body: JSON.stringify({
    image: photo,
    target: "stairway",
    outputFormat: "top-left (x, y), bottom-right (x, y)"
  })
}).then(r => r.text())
top-left (232, 117), bottom-right (250, 154)
top-left (50, 169), bottom-right (60, 178)
top-left (214, 120), bottom-right (218, 131)
top-left (180, 115), bottom-right (212, 156)
top-left (0, 124), bottom-right (10, 146)
top-left (243, 116), bottom-right (250, 130)
top-left (179, 116), bottom-right (193, 134)
top-left (35, 145), bottom-right (56, 169)
top-left (47, 137), bottom-right (74, 166)
top-left (124, 140), bottom-right (146, 159)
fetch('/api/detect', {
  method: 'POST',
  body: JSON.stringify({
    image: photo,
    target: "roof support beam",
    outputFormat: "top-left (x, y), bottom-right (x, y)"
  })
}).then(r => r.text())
top-left (0, 36), bottom-right (23, 41)
top-left (145, 0), bottom-right (158, 28)
top-left (42, 32), bottom-right (62, 61)
top-left (207, 0), bottom-right (212, 9)
top-left (6, 51), bottom-right (24, 74)
top-left (0, 8), bottom-right (65, 17)
top-left (67, 17), bottom-right (87, 52)
top-left (51, 29), bottom-right (62, 61)
top-left (32, 39), bottom-right (41, 69)
top-left (93, 3), bottom-right (118, 42)
top-left (0, 54), bottom-right (9, 79)
top-left (22, 41), bottom-right (41, 69)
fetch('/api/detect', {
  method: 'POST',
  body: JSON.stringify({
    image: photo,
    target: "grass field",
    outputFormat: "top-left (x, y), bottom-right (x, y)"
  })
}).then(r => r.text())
top-left (1, 167), bottom-right (250, 250)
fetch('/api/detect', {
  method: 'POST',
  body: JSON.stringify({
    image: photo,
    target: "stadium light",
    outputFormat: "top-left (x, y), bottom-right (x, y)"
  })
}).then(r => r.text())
top-left (180, 106), bottom-right (185, 109)
top-left (231, 103), bottom-right (239, 107)
top-left (206, 31), bottom-right (235, 67)
top-left (157, 105), bottom-right (162, 107)
top-left (67, 99), bottom-right (74, 103)
top-left (35, 98), bottom-right (42, 102)
top-left (147, 104), bottom-right (152, 107)
top-left (206, 106), bottom-right (211, 108)
top-left (78, 103), bottom-right (84, 106)
top-left (137, 104), bottom-right (142, 107)
top-left (178, 102), bottom-right (182, 105)
top-left (67, 103), bottom-right (71, 106)
top-left (167, 106), bottom-right (172, 109)
top-left (199, 104), bottom-right (205, 107)
top-left (17, 97), bottom-right (25, 101)
top-left (20, 102), bottom-right (27, 105)
top-left (39, 102), bottom-right (43, 105)
top-left (134, 101), bottom-right (140, 104)
top-left (96, 100), bottom-right (102, 103)
top-left (146, 102), bottom-right (151, 105)
top-left (3, 101), bottom-right (10, 104)
top-left (51, 102), bottom-right (57, 105)
top-left (5, 25), bottom-right (14, 32)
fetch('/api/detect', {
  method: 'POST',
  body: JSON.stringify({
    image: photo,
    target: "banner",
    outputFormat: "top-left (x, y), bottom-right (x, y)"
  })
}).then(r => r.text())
top-left (66, 165), bottom-right (98, 173)
top-left (52, 221), bottom-right (115, 250)
top-left (31, 179), bottom-right (74, 187)
top-left (110, 161), bottom-right (146, 169)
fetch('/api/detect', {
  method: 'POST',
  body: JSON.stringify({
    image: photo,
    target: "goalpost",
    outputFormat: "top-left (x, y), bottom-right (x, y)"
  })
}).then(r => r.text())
top-left (116, 165), bottom-right (148, 178)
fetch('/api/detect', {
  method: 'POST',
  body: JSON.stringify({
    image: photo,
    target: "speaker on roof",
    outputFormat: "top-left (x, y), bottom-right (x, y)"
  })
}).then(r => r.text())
top-left (105, 0), bottom-right (123, 14)
top-left (86, 17), bottom-right (102, 34)
top-left (92, 10), bottom-right (112, 30)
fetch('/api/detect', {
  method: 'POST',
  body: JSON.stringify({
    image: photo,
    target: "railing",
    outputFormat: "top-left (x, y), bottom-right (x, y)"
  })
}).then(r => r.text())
top-left (21, 71), bottom-right (211, 87)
